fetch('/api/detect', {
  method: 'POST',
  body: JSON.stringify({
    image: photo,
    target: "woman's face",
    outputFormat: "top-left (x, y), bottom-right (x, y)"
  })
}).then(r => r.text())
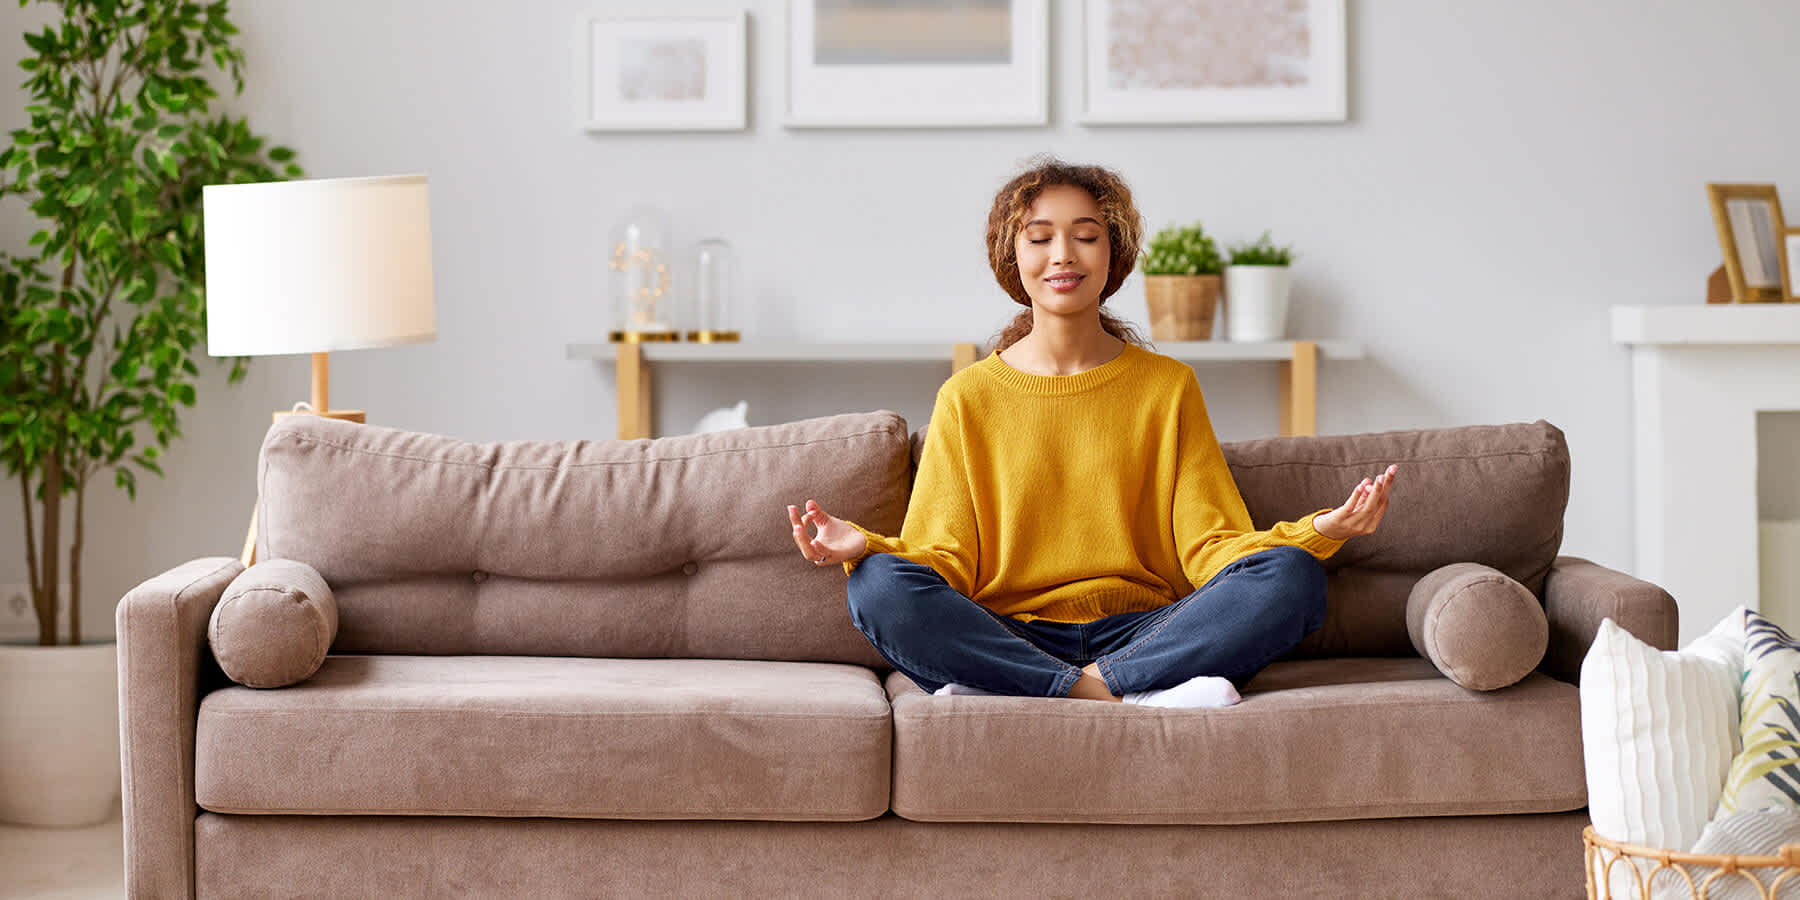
top-left (1014, 184), bottom-right (1111, 318)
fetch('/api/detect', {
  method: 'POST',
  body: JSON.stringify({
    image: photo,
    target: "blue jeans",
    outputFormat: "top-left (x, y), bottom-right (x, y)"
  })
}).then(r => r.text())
top-left (845, 547), bottom-right (1327, 697)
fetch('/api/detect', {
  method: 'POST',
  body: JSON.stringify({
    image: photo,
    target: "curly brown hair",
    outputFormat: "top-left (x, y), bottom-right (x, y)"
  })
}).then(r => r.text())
top-left (986, 155), bottom-right (1148, 353)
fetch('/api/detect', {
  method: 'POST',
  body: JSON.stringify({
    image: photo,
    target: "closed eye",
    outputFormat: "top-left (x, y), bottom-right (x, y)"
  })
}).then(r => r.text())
top-left (1027, 238), bottom-right (1100, 244)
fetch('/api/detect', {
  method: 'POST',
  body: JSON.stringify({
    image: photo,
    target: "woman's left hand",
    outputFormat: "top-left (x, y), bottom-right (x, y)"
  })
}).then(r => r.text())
top-left (1313, 464), bottom-right (1397, 541)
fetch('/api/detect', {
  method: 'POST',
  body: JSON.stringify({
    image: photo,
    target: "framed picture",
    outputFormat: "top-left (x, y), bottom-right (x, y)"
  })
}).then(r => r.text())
top-left (1081, 0), bottom-right (1347, 125)
top-left (584, 14), bottom-right (746, 132)
top-left (1706, 183), bottom-right (1789, 303)
top-left (784, 0), bottom-right (1048, 128)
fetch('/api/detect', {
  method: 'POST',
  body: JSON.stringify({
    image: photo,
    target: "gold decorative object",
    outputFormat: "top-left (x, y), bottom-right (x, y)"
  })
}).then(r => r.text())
top-left (684, 330), bottom-right (740, 343)
top-left (608, 206), bottom-right (675, 341)
top-left (1585, 825), bottom-right (1800, 899)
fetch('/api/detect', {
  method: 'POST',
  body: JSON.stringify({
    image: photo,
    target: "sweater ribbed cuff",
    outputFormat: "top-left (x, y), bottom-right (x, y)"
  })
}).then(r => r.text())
top-left (841, 522), bottom-right (893, 574)
top-left (1298, 510), bottom-right (1348, 558)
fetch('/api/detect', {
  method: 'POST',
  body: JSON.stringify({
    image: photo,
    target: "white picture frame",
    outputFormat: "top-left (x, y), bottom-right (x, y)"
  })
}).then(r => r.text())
top-left (583, 13), bottom-right (747, 132)
top-left (1081, 0), bottom-right (1347, 125)
top-left (784, 0), bottom-right (1047, 128)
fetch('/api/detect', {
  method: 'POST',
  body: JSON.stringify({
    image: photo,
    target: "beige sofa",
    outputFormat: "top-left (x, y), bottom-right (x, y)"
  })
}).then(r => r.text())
top-left (117, 411), bottom-right (1675, 898)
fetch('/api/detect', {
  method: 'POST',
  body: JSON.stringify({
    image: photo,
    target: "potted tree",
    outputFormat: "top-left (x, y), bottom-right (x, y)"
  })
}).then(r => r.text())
top-left (1141, 222), bottom-right (1224, 341)
top-left (1224, 231), bottom-right (1296, 342)
top-left (0, 0), bottom-right (300, 827)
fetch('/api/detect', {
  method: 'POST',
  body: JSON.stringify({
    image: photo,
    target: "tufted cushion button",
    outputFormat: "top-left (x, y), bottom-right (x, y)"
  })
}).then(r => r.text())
top-left (471, 570), bottom-right (488, 584)
top-left (681, 562), bottom-right (699, 576)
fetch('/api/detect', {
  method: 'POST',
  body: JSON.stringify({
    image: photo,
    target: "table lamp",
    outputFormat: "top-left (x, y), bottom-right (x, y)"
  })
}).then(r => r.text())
top-left (202, 173), bottom-right (436, 564)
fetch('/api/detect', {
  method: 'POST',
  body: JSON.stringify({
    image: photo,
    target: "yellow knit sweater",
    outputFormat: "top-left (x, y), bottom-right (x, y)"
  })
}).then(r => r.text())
top-left (844, 344), bottom-right (1344, 624)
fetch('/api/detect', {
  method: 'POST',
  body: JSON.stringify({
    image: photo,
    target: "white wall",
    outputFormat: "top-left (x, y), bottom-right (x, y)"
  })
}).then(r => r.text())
top-left (3, 0), bottom-right (1797, 638)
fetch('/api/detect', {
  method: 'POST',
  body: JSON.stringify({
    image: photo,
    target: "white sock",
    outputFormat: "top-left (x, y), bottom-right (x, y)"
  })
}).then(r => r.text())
top-left (1122, 675), bottom-right (1241, 708)
top-left (933, 682), bottom-right (1000, 697)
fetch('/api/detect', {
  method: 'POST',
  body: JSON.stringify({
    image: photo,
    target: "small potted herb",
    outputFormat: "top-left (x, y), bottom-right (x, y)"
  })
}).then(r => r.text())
top-left (1141, 222), bottom-right (1224, 341)
top-left (1224, 231), bottom-right (1296, 342)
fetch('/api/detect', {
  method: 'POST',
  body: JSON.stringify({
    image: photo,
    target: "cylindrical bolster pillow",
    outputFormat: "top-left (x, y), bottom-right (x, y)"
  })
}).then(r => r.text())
top-left (1406, 562), bottom-right (1548, 691)
top-left (209, 558), bottom-right (337, 689)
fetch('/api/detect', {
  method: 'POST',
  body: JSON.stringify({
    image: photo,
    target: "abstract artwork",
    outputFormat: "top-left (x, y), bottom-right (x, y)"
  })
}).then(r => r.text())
top-left (1083, 0), bottom-right (1346, 124)
top-left (585, 14), bottom-right (746, 132)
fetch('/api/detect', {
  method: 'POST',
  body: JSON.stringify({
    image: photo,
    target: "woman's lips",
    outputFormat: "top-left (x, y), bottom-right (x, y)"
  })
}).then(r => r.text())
top-left (1046, 274), bottom-right (1084, 292)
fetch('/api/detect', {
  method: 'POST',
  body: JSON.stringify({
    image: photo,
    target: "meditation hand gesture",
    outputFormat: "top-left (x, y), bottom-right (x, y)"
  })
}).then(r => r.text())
top-left (787, 500), bottom-right (867, 567)
top-left (1312, 464), bottom-right (1397, 542)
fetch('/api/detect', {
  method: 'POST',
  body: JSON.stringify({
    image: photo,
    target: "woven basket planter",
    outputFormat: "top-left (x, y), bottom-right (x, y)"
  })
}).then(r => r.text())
top-left (1144, 274), bottom-right (1220, 341)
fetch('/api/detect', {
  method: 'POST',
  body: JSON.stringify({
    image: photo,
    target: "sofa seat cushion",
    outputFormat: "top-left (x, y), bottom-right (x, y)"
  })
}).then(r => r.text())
top-left (195, 655), bottom-right (891, 821)
top-left (887, 657), bottom-right (1584, 825)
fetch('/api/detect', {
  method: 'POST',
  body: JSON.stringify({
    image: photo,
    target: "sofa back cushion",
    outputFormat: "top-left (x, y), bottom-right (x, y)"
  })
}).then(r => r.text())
top-left (256, 412), bottom-right (911, 665)
top-left (1224, 421), bottom-right (1569, 657)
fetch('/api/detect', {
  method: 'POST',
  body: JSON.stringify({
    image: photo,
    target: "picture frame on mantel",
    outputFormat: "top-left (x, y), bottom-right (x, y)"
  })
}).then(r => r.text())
top-left (582, 13), bottom-right (747, 132)
top-left (784, 0), bottom-right (1048, 128)
top-left (1081, 0), bottom-right (1347, 124)
top-left (1706, 183), bottom-right (1789, 303)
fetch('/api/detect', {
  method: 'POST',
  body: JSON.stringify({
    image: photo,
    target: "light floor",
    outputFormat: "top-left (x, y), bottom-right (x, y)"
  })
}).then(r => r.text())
top-left (0, 797), bottom-right (124, 899)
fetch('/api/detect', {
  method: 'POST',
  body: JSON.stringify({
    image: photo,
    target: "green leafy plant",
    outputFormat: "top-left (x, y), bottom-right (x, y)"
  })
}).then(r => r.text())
top-left (1141, 222), bottom-right (1223, 276)
top-left (1228, 231), bottom-right (1296, 267)
top-left (0, 0), bottom-right (302, 646)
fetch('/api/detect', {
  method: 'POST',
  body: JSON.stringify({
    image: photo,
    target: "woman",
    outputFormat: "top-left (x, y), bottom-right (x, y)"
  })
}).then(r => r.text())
top-left (785, 157), bottom-right (1395, 707)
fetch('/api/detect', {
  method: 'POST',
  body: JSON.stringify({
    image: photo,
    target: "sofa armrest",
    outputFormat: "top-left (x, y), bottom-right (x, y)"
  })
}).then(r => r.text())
top-left (116, 557), bottom-right (243, 900)
top-left (1539, 555), bottom-right (1678, 684)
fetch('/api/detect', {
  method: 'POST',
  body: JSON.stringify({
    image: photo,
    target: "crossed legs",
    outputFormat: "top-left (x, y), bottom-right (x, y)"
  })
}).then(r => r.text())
top-left (845, 548), bottom-right (1327, 701)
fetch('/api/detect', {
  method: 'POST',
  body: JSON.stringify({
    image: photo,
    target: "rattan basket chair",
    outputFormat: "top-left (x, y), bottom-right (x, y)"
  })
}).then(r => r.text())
top-left (1587, 826), bottom-right (1800, 899)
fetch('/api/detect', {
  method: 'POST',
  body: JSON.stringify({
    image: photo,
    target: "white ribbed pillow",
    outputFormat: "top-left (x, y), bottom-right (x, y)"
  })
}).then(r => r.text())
top-left (1581, 610), bottom-right (1745, 850)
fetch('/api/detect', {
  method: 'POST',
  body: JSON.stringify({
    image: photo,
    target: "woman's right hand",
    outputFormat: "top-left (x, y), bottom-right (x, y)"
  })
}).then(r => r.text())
top-left (787, 500), bottom-right (868, 567)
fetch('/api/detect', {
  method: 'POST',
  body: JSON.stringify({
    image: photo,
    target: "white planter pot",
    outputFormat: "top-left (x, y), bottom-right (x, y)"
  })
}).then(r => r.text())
top-left (1225, 265), bottom-right (1293, 342)
top-left (0, 640), bottom-right (120, 827)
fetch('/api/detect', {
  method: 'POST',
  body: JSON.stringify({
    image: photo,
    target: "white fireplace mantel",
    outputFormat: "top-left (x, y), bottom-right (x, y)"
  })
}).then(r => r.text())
top-left (1614, 304), bottom-right (1800, 644)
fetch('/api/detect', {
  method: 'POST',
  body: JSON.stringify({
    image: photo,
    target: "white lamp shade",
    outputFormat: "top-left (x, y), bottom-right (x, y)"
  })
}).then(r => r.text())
top-left (203, 174), bottom-right (436, 357)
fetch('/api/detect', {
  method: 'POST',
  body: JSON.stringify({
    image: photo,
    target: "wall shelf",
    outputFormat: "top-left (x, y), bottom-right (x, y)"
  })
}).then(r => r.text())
top-left (565, 340), bottom-right (1365, 364)
top-left (567, 339), bottom-right (1365, 440)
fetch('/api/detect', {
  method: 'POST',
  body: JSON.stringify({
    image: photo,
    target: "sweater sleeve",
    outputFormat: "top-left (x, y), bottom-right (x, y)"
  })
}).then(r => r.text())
top-left (840, 393), bottom-right (982, 596)
top-left (1171, 377), bottom-right (1345, 590)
